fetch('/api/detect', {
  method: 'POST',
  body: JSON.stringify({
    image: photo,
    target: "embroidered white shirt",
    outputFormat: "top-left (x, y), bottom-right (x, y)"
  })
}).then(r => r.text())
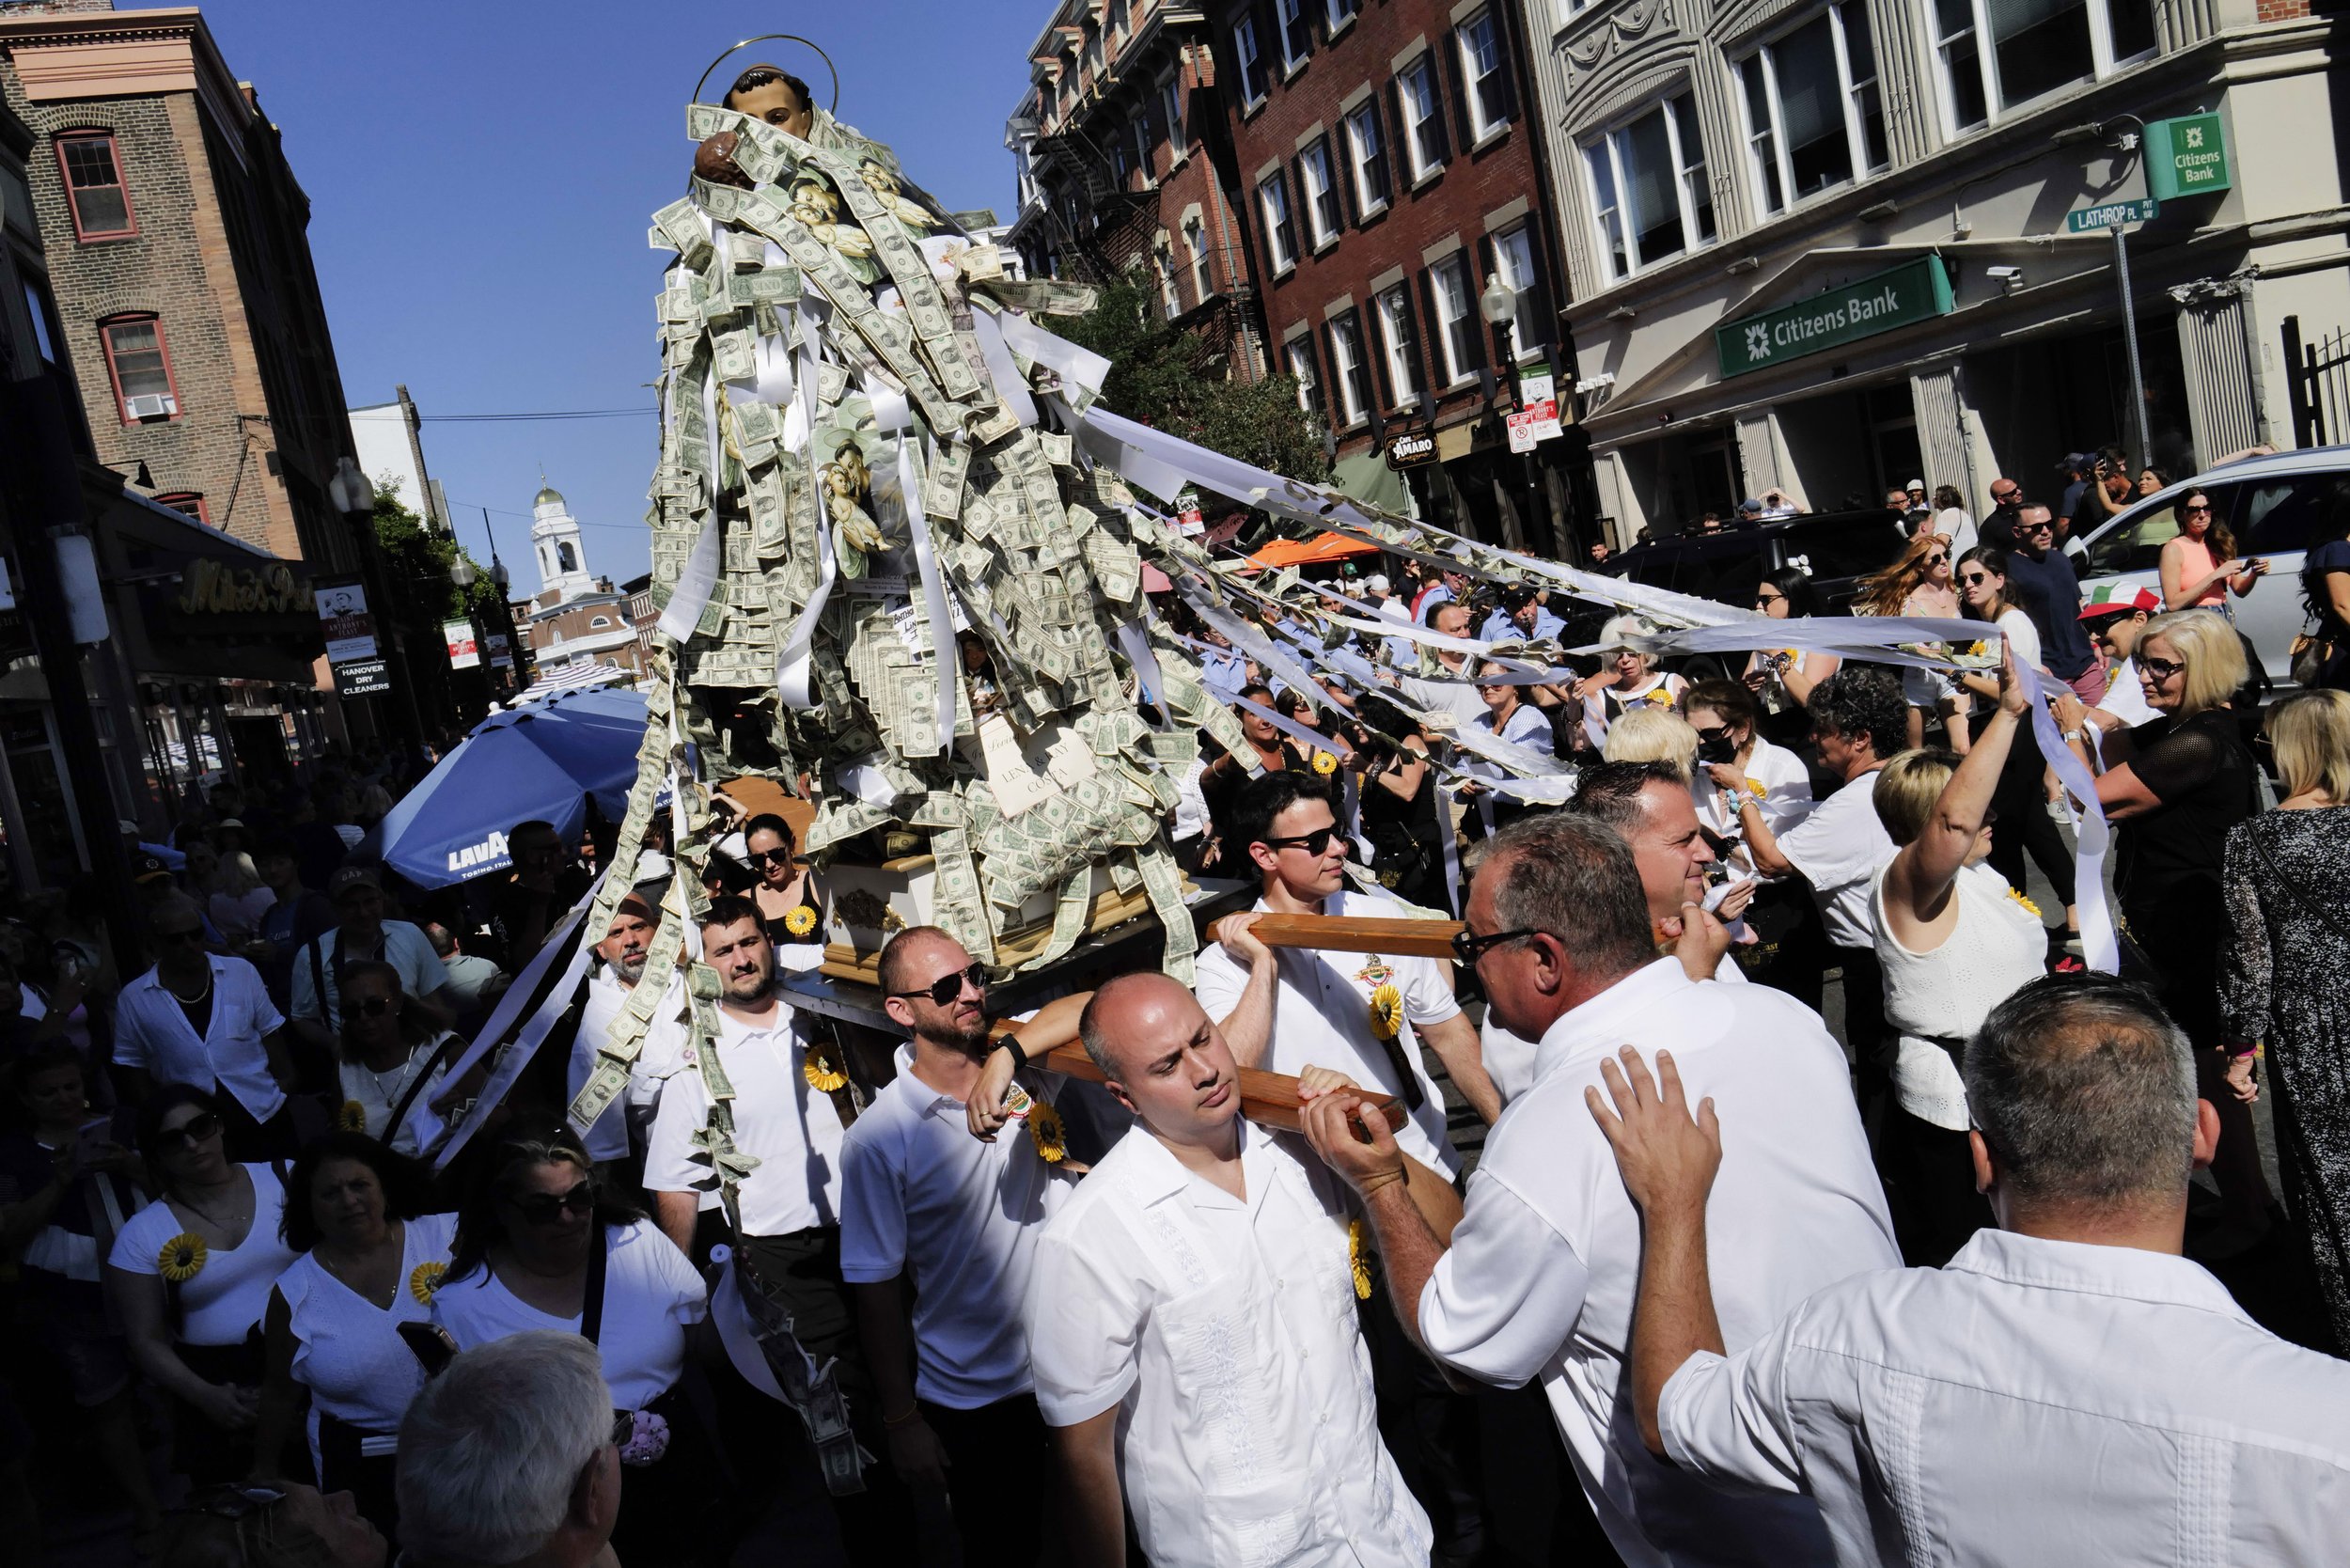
top-left (1026, 1121), bottom-right (1432, 1568)
top-left (1660, 1229), bottom-right (2350, 1567)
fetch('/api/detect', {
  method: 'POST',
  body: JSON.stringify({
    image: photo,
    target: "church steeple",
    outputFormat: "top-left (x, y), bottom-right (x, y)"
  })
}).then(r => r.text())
top-left (529, 478), bottom-right (594, 603)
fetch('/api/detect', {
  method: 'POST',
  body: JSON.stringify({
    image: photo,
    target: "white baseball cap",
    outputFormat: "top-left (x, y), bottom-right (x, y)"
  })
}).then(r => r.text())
top-left (1365, 574), bottom-right (1390, 593)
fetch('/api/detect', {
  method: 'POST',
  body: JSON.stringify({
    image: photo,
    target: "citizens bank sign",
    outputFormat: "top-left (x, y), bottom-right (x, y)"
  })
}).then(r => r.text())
top-left (1716, 256), bottom-right (1954, 380)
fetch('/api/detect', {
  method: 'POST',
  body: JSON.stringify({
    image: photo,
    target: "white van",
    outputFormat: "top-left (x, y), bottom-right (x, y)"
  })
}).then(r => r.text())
top-left (2074, 445), bottom-right (2350, 687)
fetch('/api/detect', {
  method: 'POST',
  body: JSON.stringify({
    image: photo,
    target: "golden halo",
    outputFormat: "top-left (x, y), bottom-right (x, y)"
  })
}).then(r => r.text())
top-left (693, 35), bottom-right (840, 114)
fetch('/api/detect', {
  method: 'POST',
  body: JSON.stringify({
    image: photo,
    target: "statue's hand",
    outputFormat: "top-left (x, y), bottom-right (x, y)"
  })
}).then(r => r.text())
top-left (694, 132), bottom-right (752, 190)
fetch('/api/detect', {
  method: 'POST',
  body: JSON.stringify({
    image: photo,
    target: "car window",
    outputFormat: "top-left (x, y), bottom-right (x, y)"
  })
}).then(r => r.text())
top-left (2085, 485), bottom-right (2236, 576)
top-left (1783, 515), bottom-right (1909, 582)
top-left (1686, 541), bottom-right (1772, 606)
top-left (2236, 476), bottom-right (2337, 557)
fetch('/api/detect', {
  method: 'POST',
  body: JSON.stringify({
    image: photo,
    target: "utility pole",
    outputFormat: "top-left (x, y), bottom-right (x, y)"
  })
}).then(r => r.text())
top-left (2111, 222), bottom-right (2155, 472)
top-left (0, 372), bottom-right (145, 967)
top-left (394, 383), bottom-right (448, 533)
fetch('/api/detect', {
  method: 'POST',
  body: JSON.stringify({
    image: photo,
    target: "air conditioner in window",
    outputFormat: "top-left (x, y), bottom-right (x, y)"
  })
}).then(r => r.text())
top-left (125, 394), bottom-right (175, 419)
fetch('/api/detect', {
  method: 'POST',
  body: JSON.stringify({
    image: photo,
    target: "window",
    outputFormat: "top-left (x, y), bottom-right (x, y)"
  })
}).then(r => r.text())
top-left (1431, 254), bottom-right (1478, 384)
top-left (1457, 10), bottom-right (1511, 141)
top-left (589, 616), bottom-right (613, 630)
top-left (1298, 141), bottom-right (1340, 247)
top-left (1584, 92), bottom-right (1714, 279)
top-left (1111, 124), bottom-right (1136, 184)
top-left (1376, 287), bottom-right (1420, 410)
top-left (1934, 0), bottom-right (2157, 134)
top-left (1161, 74), bottom-right (1185, 151)
top-left (1734, 6), bottom-right (1887, 215)
top-left (21, 277), bottom-right (62, 368)
top-left (1326, 0), bottom-right (1360, 27)
top-left (1258, 171), bottom-right (1298, 272)
top-left (100, 315), bottom-right (178, 421)
top-left (1494, 226), bottom-right (1543, 357)
top-left (1345, 102), bottom-right (1390, 216)
top-left (558, 542), bottom-right (579, 574)
top-left (1328, 314), bottom-right (1369, 426)
top-left (1234, 17), bottom-right (1269, 107)
top-left (1185, 216), bottom-right (1214, 297)
top-left (1277, 0), bottom-right (1311, 71)
top-left (56, 132), bottom-right (134, 240)
top-left (1287, 340), bottom-right (1322, 416)
top-left (1400, 56), bottom-right (1448, 180)
top-left (1157, 248), bottom-right (1183, 317)
top-left (1133, 115), bottom-right (1154, 181)
top-left (154, 492), bottom-right (209, 525)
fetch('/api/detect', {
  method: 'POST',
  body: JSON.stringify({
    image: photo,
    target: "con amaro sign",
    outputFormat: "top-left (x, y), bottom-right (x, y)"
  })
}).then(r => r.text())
top-left (1716, 257), bottom-right (1954, 380)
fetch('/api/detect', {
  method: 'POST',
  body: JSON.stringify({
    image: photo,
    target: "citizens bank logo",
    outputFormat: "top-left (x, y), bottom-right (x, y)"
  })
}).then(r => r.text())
top-left (1745, 323), bottom-right (1772, 361)
top-left (2184, 125), bottom-right (2204, 148)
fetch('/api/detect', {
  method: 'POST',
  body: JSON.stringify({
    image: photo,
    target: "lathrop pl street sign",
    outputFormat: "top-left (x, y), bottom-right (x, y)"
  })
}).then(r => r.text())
top-left (1716, 256), bottom-right (1955, 379)
top-left (2066, 196), bottom-right (2159, 232)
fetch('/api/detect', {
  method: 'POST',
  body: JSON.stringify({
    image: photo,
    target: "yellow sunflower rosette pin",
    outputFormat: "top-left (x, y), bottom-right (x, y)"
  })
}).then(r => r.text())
top-left (803, 1045), bottom-right (849, 1094)
top-left (338, 1099), bottom-right (368, 1134)
top-left (1368, 982), bottom-right (1403, 1043)
top-left (1310, 750), bottom-right (1338, 776)
top-left (409, 1262), bottom-right (447, 1306)
top-left (782, 904), bottom-right (818, 939)
top-left (159, 1231), bottom-right (208, 1283)
top-left (1348, 1219), bottom-right (1373, 1299)
top-left (1027, 1099), bottom-right (1069, 1165)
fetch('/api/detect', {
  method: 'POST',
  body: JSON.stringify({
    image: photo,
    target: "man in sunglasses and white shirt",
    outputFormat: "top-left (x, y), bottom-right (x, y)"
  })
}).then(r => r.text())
top-left (115, 893), bottom-right (302, 1155)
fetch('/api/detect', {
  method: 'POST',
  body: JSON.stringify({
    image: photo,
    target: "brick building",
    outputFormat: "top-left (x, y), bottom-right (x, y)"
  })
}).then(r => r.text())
top-left (0, 1), bottom-right (378, 797)
top-left (1007, 0), bottom-right (1269, 381)
top-left (1203, 0), bottom-right (1587, 553)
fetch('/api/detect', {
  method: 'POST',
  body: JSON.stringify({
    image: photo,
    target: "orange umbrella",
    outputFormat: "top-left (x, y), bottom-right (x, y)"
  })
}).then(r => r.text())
top-left (1245, 532), bottom-right (1380, 569)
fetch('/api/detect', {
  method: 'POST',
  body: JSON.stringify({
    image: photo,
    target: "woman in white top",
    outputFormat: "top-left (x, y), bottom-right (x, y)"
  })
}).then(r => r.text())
top-left (1931, 484), bottom-right (1977, 557)
top-left (1460, 660), bottom-right (1556, 837)
top-left (1872, 644), bottom-right (2045, 1265)
top-left (1684, 679), bottom-right (1824, 1003)
top-left (1577, 614), bottom-right (1689, 753)
top-left (1957, 545), bottom-right (2080, 950)
top-left (1742, 568), bottom-right (1841, 747)
top-left (432, 1121), bottom-right (715, 1566)
top-left (253, 1133), bottom-right (455, 1543)
top-left (335, 961), bottom-right (453, 1158)
top-left (106, 1086), bottom-right (296, 1483)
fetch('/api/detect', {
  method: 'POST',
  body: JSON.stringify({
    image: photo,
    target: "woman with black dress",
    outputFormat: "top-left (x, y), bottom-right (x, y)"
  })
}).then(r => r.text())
top-left (1353, 699), bottom-right (1442, 907)
top-left (2222, 690), bottom-right (2350, 1346)
top-left (2053, 609), bottom-right (2272, 1239)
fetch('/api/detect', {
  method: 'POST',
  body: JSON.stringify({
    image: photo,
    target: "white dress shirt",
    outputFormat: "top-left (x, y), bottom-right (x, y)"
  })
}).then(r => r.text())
top-left (645, 995), bottom-right (848, 1238)
top-left (1418, 960), bottom-right (1897, 1568)
top-left (1402, 659), bottom-right (1490, 733)
top-left (1777, 770), bottom-right (1896, 950)
top-left (289, 920), bottom-right (452, 1032)
top-left (1481, 955), bottom-right (1742, 1106)
top-left (1193, 888), bottom-right (1462, 1178)
top-left (1026, 1121), bottom-right (1433, 1568)
top-left (1660, 1229), bottom-right (2350, 1567)
top-left (113, 957), bottom-right (287, 1121)
top-left (838, 1047), bottom-right (1071, 1409)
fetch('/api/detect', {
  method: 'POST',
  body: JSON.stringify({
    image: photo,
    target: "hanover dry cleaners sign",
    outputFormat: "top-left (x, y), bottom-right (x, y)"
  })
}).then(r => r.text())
top-left (1716, 256), bottom-right (1954, 380)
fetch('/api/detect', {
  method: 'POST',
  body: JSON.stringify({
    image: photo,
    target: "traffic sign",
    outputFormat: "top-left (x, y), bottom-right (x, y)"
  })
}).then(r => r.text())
top-left (2066, 197), bottom-right (2158, 233)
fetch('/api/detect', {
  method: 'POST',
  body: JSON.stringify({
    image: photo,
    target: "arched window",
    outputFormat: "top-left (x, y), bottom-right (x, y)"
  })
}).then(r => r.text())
top-left (55, 131), bottom-right (135, 240)
top-left (589, 616), bottom-right (612, 629)
top-left (99, 313), bottom-right (180, 422)
top-left (557, 541), bottom-right (579, 573)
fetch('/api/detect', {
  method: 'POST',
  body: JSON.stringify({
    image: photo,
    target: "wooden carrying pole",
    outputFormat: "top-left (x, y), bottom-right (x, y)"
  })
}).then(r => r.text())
top-left (1035, 1043), bottom-right (1398, 1136)
top-left (1203, 912), bottom-right (1465, 960)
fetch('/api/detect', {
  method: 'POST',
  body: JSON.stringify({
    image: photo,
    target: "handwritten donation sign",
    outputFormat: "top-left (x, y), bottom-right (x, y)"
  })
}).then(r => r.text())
top-left (1716, 257), bottom-right (1954, 379)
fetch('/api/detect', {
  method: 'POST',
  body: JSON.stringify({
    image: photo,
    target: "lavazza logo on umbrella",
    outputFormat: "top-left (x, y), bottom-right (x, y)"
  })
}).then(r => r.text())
top-left (446, 829), bottom-right (509, 876)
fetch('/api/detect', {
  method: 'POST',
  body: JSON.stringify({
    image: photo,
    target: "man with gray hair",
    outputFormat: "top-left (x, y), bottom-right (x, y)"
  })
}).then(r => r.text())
top-left (1592, 973), bottom-right (2350, 1566)
top-left (1310, 813), bottom-right (1896, 1568)
top-left (396, 1330), bottom-right (620, 1568)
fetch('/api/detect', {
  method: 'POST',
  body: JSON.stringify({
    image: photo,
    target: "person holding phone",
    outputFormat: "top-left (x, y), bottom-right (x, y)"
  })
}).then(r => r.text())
top-left (252, 1134), bottom-right (454, 1546)
top-left (2158, 488), bottom-right (2267, 614)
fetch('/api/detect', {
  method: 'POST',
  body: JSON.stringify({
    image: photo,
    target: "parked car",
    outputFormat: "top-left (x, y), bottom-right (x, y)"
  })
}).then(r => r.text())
top-left (2074, 445), bottom-right (2350, 686)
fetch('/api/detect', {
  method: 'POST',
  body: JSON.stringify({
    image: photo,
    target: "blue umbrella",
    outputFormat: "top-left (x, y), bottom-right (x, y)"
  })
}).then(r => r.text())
top-left (360, 687), bottom-right (652, 888)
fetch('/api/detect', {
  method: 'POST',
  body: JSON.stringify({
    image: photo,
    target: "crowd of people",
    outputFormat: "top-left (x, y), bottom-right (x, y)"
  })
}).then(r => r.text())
top-left (3, 463), bottom-right (2350, 1568)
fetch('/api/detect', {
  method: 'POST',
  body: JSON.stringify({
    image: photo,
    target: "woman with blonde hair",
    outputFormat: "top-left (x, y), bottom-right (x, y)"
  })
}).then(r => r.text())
top-left (2054, 609), bottom-right (2271, 1238)
top-left (2222, 688), bottom-right (2350, 1342)
top-left (1601, 706), bottom-right (1699, 781)
top-left (1574, 614), bottom-right (1686, 752)
top-left (1871, 645), bottom-right (2044, 1263)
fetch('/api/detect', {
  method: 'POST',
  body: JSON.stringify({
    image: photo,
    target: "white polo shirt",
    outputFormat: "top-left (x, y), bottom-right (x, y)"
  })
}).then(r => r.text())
top-left (1193, 887), bottom-right (1462, 1178)
top-left (644, 994), bottom-right (848, 1238)
top-left (1026, 1121), bottom-right (1432, 1568)
top-left (1660, 1229), bottom-right (2350, 1567)
top-left (1418, 959), bottom-right (1898, 1568)
top-left (1692, 736), bottom-right (1814, 844)
top-left (113, 956), bottom-right (287, 1121)
top-left (289, 919), bottom-right (452, 1032)
top-left (1777, 768), bottom-right (1896, 950)
top-left (838, 1046), bottom-right (1072, 1409)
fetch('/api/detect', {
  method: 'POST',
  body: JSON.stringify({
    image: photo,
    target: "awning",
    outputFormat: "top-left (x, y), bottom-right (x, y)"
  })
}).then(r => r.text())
top-left (1326, 448), bottom-right (1419, 520)
top-left (1246, 532), bottom-right (1383, 569)
top-left (509, 659), bottom-right (629, 704)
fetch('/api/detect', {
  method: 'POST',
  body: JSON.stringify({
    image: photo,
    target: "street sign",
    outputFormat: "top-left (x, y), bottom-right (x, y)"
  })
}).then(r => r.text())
top-left (445, 619), bottom-right (479, 669)
top-left (333, 658), bottom-right (390, 698)
top-left (1505, 410), bottom-right (1542, 454)
top-left (1518, 364), bottom-right (1556, 408)
top-left (2065, 196), bottom-right (2158, 232)
top-left (2145, 113), bottom-right (2231, 201)
top-left (1384, 425), bottom-right (1436, 469)
top-left (1716, 256), bottom-right (1955, 379)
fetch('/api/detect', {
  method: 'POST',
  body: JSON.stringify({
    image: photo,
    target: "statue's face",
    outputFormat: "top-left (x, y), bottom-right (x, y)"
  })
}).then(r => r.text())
top-left (730, 78), bottom-right (812, 138)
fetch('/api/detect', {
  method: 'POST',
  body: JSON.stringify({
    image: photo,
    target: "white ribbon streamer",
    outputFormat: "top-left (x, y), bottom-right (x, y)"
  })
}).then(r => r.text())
top-left (970, 309), bottom-right (1040, 430)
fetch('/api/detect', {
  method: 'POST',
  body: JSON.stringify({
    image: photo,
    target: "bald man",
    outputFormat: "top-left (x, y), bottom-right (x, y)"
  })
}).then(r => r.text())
top-left (1026, 974), bottom-right (1459, 1567)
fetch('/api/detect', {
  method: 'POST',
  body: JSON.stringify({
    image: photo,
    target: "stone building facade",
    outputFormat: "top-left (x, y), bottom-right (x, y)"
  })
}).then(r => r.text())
top-left (1525, 0), bottom-right (2347, 544)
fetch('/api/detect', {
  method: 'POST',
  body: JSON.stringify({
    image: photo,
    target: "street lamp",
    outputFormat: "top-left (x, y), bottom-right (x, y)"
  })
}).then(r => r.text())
top-left (327, 455), bottom-right (375, 520)
top-left (1478, 274), bottom-right (1544, 549)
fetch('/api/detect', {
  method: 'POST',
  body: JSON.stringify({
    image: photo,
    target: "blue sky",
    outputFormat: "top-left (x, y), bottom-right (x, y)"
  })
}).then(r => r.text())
top-left (202, 1), bottom-right (1046, 587)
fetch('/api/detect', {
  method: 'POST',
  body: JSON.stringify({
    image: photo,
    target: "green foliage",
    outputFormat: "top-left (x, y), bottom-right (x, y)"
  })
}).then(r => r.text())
top-left (1055, 269), bottom-right (1331, 489)
top-left (368, 478), bottom-right (495, 623)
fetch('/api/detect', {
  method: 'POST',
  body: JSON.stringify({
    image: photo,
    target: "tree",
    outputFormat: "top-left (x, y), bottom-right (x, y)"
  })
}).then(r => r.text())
top-left (1055, 269), bottom-right (1330, 486)
top-left (368, 479), bottom-right (495, 622)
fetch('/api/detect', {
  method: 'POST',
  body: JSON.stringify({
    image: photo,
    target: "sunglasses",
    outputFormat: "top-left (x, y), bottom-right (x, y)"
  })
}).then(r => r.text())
top-left (505, 1182), bottom-right (595, 1225)
top-left (177, 1485), bottom-right (286, 1523)
top-left (2025, 521), bottom-right (2055, 533)
top-left (1692, 724), bottom-right (1732, 744)
top-left (1452, 925), bottom-right (1541, 964)
top-left (1259, 826), bottom-right (1340, 857)
top-left (2181, 504), bottom-right (2211, 516)
top-left (1754, 590), bottom-right (1784, 605)
top-left (890, 961), bottom-right (985, 1006)
top-left (2140, 655), bottom-right (2186, 681)
top-left (161, 1111), bottom-right (224, 1148)
top-left (1959, 571), bottom-right (1993, 586)
top-left (1923, 554), bottom-right (1948, 567)
top-left (350, 996), bottom-right (395, 1017)
top-left (1991, 490), bottom-right (2020, 503)
top-left (745, 848), bottom-right (797, 868)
